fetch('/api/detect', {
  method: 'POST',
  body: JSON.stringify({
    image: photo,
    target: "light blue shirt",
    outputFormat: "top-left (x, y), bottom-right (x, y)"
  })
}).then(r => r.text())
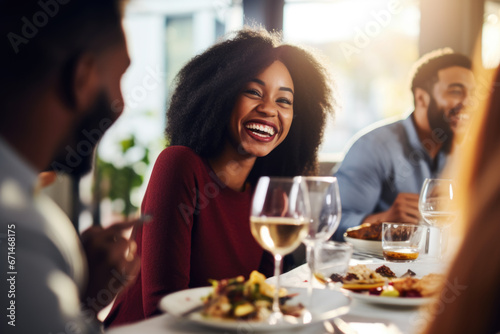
top-left (0, 137), bottom-right (100, 333)
top-left (333, 114), bottom-right (448, 241)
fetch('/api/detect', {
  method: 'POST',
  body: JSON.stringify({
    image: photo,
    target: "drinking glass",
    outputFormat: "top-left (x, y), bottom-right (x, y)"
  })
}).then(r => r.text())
top-left (250, 176), bottom-right (311, 324)
top-left (301, 177), bottom-right (341, 321)
top-left (419, 178), bottom-right (458, 258)
top-left (382, 223), bottom-right (425, 262)
top-left (313, 241), bottom-right (353, 288)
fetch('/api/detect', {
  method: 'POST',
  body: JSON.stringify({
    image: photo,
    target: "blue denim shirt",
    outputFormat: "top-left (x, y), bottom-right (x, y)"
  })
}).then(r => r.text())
top-left (332, 114), bottom-right (448, 241)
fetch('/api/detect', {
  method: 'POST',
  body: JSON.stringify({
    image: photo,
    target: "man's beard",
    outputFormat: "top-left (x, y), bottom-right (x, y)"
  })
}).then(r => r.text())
top-left (427, 95), bottom-right (453, 154)
top-left (48, 91), bottom-right (119, 178)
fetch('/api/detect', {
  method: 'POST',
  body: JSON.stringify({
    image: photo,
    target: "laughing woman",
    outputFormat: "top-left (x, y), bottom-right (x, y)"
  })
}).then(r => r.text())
top-left (105, 27), bottom-right (335, 327)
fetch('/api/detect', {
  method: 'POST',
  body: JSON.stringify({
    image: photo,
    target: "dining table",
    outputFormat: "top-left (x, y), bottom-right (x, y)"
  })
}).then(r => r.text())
top-left (106, 252), bottom-right (446, 334)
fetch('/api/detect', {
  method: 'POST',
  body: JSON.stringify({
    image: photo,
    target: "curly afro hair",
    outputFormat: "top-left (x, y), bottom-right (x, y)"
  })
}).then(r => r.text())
top-left (166, 27), bottom-right (335, 184)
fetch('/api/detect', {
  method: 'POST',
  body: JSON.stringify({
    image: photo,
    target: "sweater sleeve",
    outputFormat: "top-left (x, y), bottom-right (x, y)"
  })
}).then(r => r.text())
top-left (140, 147), bottom-right (199, 317)
top-left (333, 136), bottom-right (388, 240)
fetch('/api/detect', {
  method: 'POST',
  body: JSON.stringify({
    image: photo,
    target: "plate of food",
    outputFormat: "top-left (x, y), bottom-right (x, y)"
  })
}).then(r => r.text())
top-left (344, 223), bottom-right (383, 256)
top-left (331, 263), bottom-right (444, 307)
top-left (159, 271), bottom-right (351, 331)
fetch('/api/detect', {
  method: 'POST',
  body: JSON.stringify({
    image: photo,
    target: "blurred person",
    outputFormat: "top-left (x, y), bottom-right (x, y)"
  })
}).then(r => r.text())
top-left (0, 0), bottom-right (140, 333)
top-left (104, 27), bottom-right (335, 327)
top-left (332, 49), bottom-right (474, 240)
top-left (421, 66), bottom-right (500, 334)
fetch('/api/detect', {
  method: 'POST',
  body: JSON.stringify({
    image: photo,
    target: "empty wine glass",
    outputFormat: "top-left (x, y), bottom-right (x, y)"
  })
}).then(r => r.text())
top-left (419, 178), bottom-right (458, 258)
top-left (250, 176), bottom-right (311, 324)
top-left (301, 177), bottom-right (341, 322)
top-left (313, 241), bottom-right (353, 289)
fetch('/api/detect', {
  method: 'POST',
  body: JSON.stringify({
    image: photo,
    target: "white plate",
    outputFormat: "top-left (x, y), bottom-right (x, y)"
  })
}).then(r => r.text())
top-left (159, 286), bottom-right (351, 331)
top-left (343, 262), bottom-right (444, 307)
top-left (360, 262), bottom-right (443, 277)
top-left (348, 292), bottom-right (431, 306)
top-left (344, 235), bottom-right (383, 256)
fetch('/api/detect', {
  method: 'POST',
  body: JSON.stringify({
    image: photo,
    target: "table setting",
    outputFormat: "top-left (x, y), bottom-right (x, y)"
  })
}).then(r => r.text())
top-left (107, 253), bottom-right (444, 334)
top-left (107, 177), bottom-right (454, 334)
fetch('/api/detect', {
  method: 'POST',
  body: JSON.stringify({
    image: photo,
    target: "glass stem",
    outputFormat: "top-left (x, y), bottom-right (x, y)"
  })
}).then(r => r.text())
top-left (424, 227), bottom-right (431, 254)
top-left (273, 254), bottom-right (283, 315)
top-left (438, 227), bottom-right (444, 259)
top-left (306, 244), bottom-right (314, 308)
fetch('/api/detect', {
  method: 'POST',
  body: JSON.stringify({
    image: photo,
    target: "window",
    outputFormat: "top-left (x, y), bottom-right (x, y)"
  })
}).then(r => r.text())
top-left (284, 0), bottom-right (420, 160)
top-left (483, 0), bottom-right (500, 68)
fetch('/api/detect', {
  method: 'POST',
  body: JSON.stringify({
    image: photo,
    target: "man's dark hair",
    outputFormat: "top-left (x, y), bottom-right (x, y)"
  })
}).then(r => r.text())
top-left (166, 27), bottom-right (335, 184)
top-left (0, 0), bottom-right (123, 112)
top-left (410, 48), bottom-right (472, 99)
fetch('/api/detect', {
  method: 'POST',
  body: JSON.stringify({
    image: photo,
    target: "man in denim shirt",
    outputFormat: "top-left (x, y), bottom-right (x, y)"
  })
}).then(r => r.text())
top-left (333, 49), bottom-right (474, 240)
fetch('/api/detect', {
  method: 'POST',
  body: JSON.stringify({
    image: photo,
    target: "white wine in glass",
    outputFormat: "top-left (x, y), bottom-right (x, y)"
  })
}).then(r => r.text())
top-left (250, 176), bottom-right (310, 324)
top-left (250, 216), bottom-right (309, 256)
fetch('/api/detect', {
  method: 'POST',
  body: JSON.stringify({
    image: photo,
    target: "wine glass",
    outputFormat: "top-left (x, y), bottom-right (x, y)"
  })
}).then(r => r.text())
top-left (301, 177), bottom-right (341, 321)
top-left (250, 176), bottom-right (311, 324)
top-left (313, 241), bottom-right (352, 289)
top-left (419, 178), bottom-right (458, 258)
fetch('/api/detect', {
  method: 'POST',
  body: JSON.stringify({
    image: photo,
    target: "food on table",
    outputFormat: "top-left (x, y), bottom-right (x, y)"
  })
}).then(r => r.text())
top-left (340, 264), bottom-right (387, 290)
top-left (392, 273), bottom-right (445, 297)
top-left (329, 273), bottom-right (344, 283)
top-left (313, 272), bottom-right (333, 285)
top-left (400, 269), bottom-right (417, 278)
top-left (375, 265), bottom-right (397, 278)
top-left (342, 264), bottom-right (385, 283)
top-left (346, 223), bottom-right (415, 241)
top-left (333, 265), bottom-right (444, 298)
top-left (345, 223), bottom-right (382, 241)
top-left (380, 286), bottom-right (400, 297)
top-left (201, 271), bottom-right (304, 321)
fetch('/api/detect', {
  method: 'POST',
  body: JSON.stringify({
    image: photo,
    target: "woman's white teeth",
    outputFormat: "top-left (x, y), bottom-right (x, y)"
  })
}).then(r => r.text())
top-left (246, 123), bottom-right (275, 136)
top-left (252, 132), bottom-right (270, 138)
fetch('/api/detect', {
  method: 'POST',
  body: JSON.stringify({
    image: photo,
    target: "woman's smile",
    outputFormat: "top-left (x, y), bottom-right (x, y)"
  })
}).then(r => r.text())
top-left (244, 120), bottom-right (278, 142)
top-left (229, 60), bottom-right (294, 157)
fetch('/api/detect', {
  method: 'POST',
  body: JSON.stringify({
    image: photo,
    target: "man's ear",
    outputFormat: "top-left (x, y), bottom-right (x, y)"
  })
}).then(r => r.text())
top-left (414, 87), bottom-right (430, 109)
top-left (61, 53), bottom-right (99, 113)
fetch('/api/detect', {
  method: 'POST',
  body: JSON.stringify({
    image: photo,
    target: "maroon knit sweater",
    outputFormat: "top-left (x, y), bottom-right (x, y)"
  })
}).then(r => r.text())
top-left (105, 146), bottom-right (272, 327)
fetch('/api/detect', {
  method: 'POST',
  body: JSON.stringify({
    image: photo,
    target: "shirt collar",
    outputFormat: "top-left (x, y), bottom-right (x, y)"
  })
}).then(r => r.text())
top-left (402, 113), bottom-right (449, 173)
top-left (0, 136), bottom-right (39, 194)
top-left (402, 113), bottom-right (424, 153)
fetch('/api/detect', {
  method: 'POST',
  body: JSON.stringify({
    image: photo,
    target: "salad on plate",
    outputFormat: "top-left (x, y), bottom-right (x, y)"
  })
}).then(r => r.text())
top-left (201, 271), bottom-right (304, 321)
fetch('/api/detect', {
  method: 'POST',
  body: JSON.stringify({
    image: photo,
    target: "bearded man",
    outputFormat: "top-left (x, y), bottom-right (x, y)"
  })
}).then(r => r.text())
top-left (333, 49), bottom-right (474, 240)
top-left (0, 0), bottom-right (140, 333)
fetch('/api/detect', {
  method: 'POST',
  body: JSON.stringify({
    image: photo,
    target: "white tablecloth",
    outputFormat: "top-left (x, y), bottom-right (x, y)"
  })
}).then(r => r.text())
top-left (107, 256), bottom-right (445, 334)
top-left (106, 312), bottom-right (404, 334)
